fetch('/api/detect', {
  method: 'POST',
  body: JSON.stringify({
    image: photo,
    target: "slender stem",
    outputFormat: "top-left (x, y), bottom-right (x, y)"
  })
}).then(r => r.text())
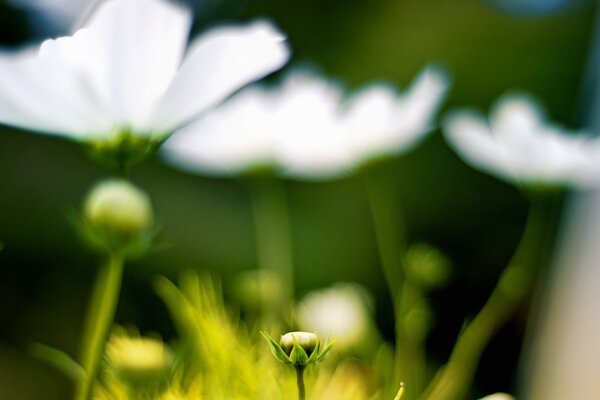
top-left (295, 365), bottom-right (306, 400)
top-left (248, 178), bottom-right (294, 325)
top-left (399, 281), bottom-right (428, 395)
top-left (420, 194), bottom-right (557, 400)
top-left (75, 253), bottom-right (125, 400)
top-left (363, 169), bottom-right (412, 396)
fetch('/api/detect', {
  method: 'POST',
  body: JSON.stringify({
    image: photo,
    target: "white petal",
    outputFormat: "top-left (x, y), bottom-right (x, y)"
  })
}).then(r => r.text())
top-left (0, 41), bottom-right (110, 138)
top-left (393, 65), bottom-right (450, 140)
top-left (275, 72), bottom-right (352, 179)
top-left (443, 110), bottom-right (515, 182)
top-left (84, 0), bottom-right (192, 131)
top-left (345, 65), bottom-right (449, 162)
top-left (490, 93), bottom-right (545, 134)
top-left (343, 84), bottom-right (400, 159)
top-left (162, 87), bottom-right (276, 175)
top-left (149, 20), bottom-right (290, 132)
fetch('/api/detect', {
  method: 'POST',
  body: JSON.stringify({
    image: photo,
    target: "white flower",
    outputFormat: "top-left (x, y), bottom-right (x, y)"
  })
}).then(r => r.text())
top-left (443, 93), bottom-right (600, 188)
top-left (296, 283), bottom-right (373, 350)
top-left (0, 0), bottom-right (289, 146)
top-left (162, 66), bottom-right (448, 180)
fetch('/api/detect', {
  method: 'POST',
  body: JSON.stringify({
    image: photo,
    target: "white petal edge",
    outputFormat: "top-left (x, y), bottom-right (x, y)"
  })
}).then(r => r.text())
top-left (443, 110), bottom-right (517, 183)
top-left (0, 43), bottom-right (111, 138)
top-left (148, 20), bottom-right (290, 132)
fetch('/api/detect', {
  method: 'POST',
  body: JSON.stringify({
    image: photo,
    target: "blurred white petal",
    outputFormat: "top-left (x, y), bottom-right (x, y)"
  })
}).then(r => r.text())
top-left (0, 0), bottom-right (288, 145)
top-left (163, 66), bottom-right (447, 180)
top-left (149, 20), bottom-right (290, 132)
top-left (443, 93), bottom-right (600, 188)
top-left (444, 110), bottom-right (515, 182)
top-left (296, 283), bottom-right (374, 350)
top-left (163, 87), bottom-right (277, 175)
top-left (274, 73), bottom-right (353, 179)
top-left (346, 66), bottom-right (450, 160)
top-left (84, 0), bottom-right (192, 131)
top-left (0, 42), bottom-right (110, 138)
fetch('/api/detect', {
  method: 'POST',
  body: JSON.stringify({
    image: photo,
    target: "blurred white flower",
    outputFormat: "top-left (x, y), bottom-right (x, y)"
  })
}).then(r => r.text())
top-left (444, 93), bottom-right (600, 188)
top-left (478, 393), bottom-right (515, 400)
top-left (0, 0), bottom-right (289, 143)
top-left (162, 66), bottom-right (448, 180)
top-left (296, 283), bottom-right (373, 350)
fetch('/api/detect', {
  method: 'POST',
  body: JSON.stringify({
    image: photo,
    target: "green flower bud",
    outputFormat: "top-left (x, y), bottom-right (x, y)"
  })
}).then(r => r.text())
top-left (261, 331), bottom-right (335, 367)
top-left (403, 243), bottom-right (452, 290)
top-left (82, 179), bottom-right (153, 254)
top-left (280, 332), bottom-right (318, 358)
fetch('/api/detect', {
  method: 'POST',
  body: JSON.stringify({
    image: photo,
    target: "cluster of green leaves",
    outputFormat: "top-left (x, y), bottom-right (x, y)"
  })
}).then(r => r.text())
top-left (92, 272), bottom-right (383, 399)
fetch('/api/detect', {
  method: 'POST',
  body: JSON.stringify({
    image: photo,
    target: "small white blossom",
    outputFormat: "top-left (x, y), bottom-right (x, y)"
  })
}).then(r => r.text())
top-left (162, 66), bottom-right (448, 180)
top-left (444, 93), bottom-right (600, 188)
top-left (0, 0), bottom-right (289, 142)
top-left (296, 283), bottom-right (373, 350)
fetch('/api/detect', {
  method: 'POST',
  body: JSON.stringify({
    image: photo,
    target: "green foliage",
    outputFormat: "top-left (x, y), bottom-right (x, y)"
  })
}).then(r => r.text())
top-left (93, 272), bottom-right (387, 399)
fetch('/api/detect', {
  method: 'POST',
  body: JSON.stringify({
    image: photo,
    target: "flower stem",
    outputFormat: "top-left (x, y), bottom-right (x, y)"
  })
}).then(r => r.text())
top-left (75, 253), bottom-right (125, 400)
top-left (248, 177), bottom-right (294, 326)
top-left (420, 194), bottom-right (559, 400)
top-left (363, 169), bottom-right (414, 396)
top-left (295, 365), bottom-right (306, 400)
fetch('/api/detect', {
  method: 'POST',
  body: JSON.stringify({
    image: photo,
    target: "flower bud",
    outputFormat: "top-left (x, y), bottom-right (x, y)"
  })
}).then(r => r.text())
top-left (478, 394), bottom-right (515, 400)
top-left (280, 332), bottom-right (319, 358)
top-left (403, 243), bottom-right (452, 290)
top-left (82, 179), bottom-right (153, 254)
top-left (262, 330), bottom-right (335, 367)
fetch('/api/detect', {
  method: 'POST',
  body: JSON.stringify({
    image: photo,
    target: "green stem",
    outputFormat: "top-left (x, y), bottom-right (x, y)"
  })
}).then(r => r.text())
top-left (248, 178), bottom-right (294, 325)
top-left (75, 253), bottom-right (125, 400)
top-left (295, 365), bottom-right (306, 400)
top-left (420, 194), bottom-right (557, 400)
top-left (399, 281), bottom-right (428, 395)
top-left (363, 170), bottom-right (411, 396)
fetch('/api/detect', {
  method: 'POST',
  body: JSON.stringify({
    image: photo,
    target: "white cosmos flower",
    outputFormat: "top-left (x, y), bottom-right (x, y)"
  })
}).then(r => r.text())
top-left (444, 93), bottom-right (600, 188)
top-left (162, 66), bottom-right (448, 180)
top-left (296, 283), bottom-right (373, 350)
top-left (0, 0), bottom-right (289, 145)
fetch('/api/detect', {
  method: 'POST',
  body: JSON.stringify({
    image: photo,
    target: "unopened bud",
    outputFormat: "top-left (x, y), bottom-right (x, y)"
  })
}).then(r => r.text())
top-left (280, 332), bottom-right (319, 358)
top-left (82, 179), bottom-right (153, 253)
top-left (262, 330), bottom-right (335, 367)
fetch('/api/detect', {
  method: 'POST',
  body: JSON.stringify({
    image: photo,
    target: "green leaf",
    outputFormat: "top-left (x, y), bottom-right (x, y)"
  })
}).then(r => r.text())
top-left (316, 339), bottom-right (336, 364)
top-left (29, 342), bottom-right (86, 383)
top-left (260, 331), bottom-right (291, 364)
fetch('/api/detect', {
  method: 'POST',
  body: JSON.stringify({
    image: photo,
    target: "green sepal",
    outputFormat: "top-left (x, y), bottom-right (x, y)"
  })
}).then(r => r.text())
top-left (315, 339), bottom-right (336, 364)
top-left (289, 335), bottom-right (309, 365)
top-left (306, 341), bottom-right (321, 364)
top-left (261, 331), bottom-right (291, 365)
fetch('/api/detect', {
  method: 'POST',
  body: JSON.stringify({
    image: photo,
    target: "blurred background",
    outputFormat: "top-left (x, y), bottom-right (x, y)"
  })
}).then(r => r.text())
top-left (0, 0), bottom-right (595, 398)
